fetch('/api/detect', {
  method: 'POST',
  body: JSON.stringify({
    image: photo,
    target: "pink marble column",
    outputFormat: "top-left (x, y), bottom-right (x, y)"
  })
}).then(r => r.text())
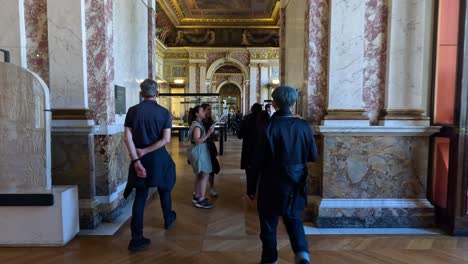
top-left (363, 0), bottom-right (388, 124)
top-left (305, 0), bottom-right (329, 125)
top-left (280, 8), bottom-right (286, 84)
top-left (195, 65), bottom-right (200, 93)
top-left (148, 2), bottom-right (156, 79)
top-left (24, 0), bottom-right (49, 85)
top-left (256, 64), bottom-right (261, 103)
top-left (85, 0), bottom-right (115, 125)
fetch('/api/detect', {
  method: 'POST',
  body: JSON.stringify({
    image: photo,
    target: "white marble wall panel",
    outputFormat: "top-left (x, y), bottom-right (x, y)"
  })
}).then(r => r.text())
top-left (386, 0), bottom-right (427, 111)
top-left (47, 0), bottom-right (88, 109)
top-left (328, 0), bottom-right (366, 110)
top-left (113, 0), bottom-right (149, 120)
top-left (0, 0), bottom-right (27, 67)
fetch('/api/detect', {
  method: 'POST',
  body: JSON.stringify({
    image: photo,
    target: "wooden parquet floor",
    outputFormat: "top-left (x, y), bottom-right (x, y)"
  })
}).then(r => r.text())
top-left (1, 137), bottom-right (468, 264)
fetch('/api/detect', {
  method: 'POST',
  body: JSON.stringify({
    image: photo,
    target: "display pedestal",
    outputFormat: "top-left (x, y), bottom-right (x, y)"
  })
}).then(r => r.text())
top-left (0, 186), bottom-right (79, 246)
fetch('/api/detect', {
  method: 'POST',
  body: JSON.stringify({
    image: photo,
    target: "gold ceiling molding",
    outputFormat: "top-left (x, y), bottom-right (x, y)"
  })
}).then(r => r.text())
top-left (157, 42), bottom-right (280, 60)
top-left (158, 0), bottom-right (280, 28)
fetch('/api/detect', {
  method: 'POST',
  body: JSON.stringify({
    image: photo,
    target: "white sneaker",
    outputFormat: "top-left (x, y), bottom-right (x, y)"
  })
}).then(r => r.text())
top-left (210, 188), bottom-right (219, 197)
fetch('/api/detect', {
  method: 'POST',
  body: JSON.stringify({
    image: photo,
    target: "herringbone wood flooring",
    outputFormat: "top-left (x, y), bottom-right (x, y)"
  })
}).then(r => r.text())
top-left (0, 137), bottom-right (467, 264)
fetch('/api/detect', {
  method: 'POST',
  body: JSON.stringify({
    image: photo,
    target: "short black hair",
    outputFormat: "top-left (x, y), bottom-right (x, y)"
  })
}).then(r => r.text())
top-left (272, 85), bottom-right (298, 110)
top-left (251, 103), bottom-right (262, 114)
top-left (140, 79), bottom-right (158, 98)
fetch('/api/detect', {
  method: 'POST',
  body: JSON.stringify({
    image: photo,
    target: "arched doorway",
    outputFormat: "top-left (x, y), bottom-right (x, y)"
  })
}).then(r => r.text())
top-left (212, 64), bottom-right (245, 114)
top-left (207, 58), bottom-right (249, 113)
top-left (218, 83), bottom-right (242, 114)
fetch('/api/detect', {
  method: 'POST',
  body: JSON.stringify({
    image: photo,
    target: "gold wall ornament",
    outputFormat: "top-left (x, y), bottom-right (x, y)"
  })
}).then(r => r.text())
top-left (268, 52), bottom-right (280, 59)
top-left (189, 52), bottom-right (207, 59)
top-left (165, 52), bottom-right (189, 59)
top-left (250, 52), bottom-right (268, 60)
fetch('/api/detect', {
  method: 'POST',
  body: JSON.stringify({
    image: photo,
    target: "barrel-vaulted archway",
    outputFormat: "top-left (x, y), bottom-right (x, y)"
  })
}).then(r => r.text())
top-left (217, 80), bottom-right (243, 113)
top-left (206, 57), bottom-right (249, 82)
top-left (207, 57), bottom-right (249, 113)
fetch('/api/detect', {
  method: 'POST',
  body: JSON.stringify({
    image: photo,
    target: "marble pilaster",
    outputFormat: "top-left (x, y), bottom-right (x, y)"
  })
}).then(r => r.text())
top-left (249, 63), bottom-right (259, 106)
top-left (385, 0), bottom-right (428, 121)
top-left (328, 0), bottom-right (366, 115)
top-left (256, 64), bottom-right (261, 103)
top-left (24, 0), bottom-right (49, 85)
top-left (363, 0), bottom-right (388, 124)
top-left (195, 64), bottom-right (200, 93)
top-left (188, 63), bottom-right (197, 93)
top-left (199, 63), bottom-right (207, 93)
top-left (47, 0), bottom-right (88, 109)
top-left (280, 7), bottom-right (286, 84)
top-left (260, 64), bottom-right (269, 104)
top-left (147, 0), bottom-right (156, 79)
top-left (85, 0), bottom-right (115, 125)
top-left (0, 0), bottom-right (26, 67)
top-left (283, 0), bottom-right (307, 93)
top-left (305, 0), bottom-right (329, 125)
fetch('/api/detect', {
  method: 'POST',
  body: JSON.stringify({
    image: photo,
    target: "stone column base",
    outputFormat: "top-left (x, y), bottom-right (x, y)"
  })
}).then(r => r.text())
top-left (79, 198), bottom-right (102, 229)
top-left (311, 198), bottom-right (435, 228)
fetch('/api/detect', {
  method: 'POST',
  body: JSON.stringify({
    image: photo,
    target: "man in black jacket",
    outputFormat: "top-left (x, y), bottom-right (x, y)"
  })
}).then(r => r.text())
top-left (252, 86), bottom-right (318, 264)
top-left (123, 79), bottom-right (177, 252)
top-left (238, 103), bottom-right (269, 197)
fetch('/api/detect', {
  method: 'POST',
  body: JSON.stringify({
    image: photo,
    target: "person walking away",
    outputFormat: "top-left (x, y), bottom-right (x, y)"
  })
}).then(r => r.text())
top-left (238, 103), bottom-right (269, 201)
top-left (188, 105), bottom-right (215, 209)
top-left (123, 79), bottom-right (177, 252)
top-left (201, 103), bottom-right (221, 197)
top-left (253, 86), bottom-right (318, 264)
top-left (180, 110), bottom-right (189, 143)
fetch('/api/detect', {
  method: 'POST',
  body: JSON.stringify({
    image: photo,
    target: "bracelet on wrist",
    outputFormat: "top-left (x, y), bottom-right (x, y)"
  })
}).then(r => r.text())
top-left (132, 158), bottom-right (140, 163)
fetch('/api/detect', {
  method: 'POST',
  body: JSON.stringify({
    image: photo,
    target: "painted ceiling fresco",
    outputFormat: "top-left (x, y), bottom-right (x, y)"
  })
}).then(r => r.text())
top-left (179, 0), bottom-right (277, 18)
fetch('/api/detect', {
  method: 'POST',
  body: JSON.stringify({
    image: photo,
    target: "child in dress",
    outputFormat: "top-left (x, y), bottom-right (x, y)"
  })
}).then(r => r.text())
top-left (188, 105), bottom-right (215, 209)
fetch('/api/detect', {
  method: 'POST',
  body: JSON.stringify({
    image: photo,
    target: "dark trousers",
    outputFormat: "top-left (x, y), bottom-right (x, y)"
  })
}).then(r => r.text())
top-left (245, 167), bottom-right (261, 196)
top-left (131, 181), bottom-right (173, 240)
top-left (259, 211), bottom-right (309, 263)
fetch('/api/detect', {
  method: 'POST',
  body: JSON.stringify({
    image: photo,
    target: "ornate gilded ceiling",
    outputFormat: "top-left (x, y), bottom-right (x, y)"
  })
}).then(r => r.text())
top-left (158, 0), bottom-right (280, 28)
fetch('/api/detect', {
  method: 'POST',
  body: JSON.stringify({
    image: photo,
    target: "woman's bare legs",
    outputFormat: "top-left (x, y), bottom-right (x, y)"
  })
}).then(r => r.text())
top-left (198, 173), bottom-right (209, 200)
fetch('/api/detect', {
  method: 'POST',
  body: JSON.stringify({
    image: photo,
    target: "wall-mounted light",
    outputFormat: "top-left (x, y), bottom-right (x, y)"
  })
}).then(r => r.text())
top-left (271, 79), bottom-right (280, 85)
top-left (174, 79), bottom-right (185, 84)
top-left (156, 80), bottom-right (165, 84)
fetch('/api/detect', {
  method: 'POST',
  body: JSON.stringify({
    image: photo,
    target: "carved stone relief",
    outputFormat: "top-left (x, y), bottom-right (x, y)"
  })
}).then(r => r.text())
top-left (0, 63), bottom-right (51, 193)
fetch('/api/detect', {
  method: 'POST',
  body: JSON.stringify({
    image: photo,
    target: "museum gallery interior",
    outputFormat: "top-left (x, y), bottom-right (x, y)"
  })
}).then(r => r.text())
top-left (1, 0), bottom-right (468, 263)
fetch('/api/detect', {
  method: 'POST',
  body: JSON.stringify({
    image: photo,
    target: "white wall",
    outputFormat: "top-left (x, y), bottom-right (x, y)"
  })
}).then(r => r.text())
top-left (113, 0), bottom-right (149, 123)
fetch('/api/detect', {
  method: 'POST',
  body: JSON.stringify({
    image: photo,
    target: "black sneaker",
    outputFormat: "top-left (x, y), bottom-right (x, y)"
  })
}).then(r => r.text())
top-left (128, 237), bottom-right (151, 252)
top-left (164, 211), bottom-right (177, 230)
top-left (298, 260), bottom-right (310, 264)
top-left (195, 198), bottom-right (214, 209)
top-left (192, 194), bottom-right (209, 204)
top-left (192, 194), bottom-right (199, 204)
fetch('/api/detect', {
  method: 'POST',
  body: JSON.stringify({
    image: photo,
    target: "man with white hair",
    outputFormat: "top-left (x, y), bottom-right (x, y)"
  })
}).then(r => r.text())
top-left (252, 85), bottom-right (318, 264)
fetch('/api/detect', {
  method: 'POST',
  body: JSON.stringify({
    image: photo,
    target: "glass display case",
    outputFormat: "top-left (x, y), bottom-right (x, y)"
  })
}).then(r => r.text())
top-left (158, 92), bottom-right (221, 126)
